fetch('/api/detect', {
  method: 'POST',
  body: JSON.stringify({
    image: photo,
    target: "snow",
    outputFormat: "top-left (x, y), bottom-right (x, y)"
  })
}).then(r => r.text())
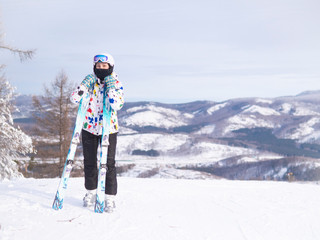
top-left (224, 114), bottom-right (274, 134)
top-left (300, 131), bottom-right (320, 143)
top-left (1, 177), bottom-right (320, 240)
top-left (240, 154), bottom-right (283, 163)
top-left (279, 103), bottom-right (292, 114)
top-left (277, 102), bottom-right (320, 116)
top-left (238, 156), bottom-right (260, 163)
top-left (190, 142), bottom-right (256, 160)
top-left (207, 102), bottom-right (228, 115)
top-left (0, 80), bottom-right (33, 180)
top-left (127, 104), bottom-right (181, 117)
top-left (126, 105), bottom-right (148, 113)
top-left (118, 127), bottom-right (138, 135)
top-left (123, 105), bottom-right (188, 129)
top-left (116, 133), bottom-right (257, 164)
top-left (293, 107), bottom-right (320, 116)
top-left (183, 113), bottom-right (193, 119)
top-left (287, 117), bottom-right (320, 141)
top-left (255, 98), bottom-right (273, 104)
top-left (118, 164), bottom-right (217, 179)
top-left (242, 105), bottom-right (280, 116)
top-left (275, 167), bottom-right (288, 178)
top-left (117, 133), bottom-right (189, 155)
top-left (195, 124), bottom-right (215, 135)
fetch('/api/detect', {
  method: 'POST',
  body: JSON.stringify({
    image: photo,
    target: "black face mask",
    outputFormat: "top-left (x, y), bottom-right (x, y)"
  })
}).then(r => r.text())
top-left (94, 64), bottom-right (114, 82)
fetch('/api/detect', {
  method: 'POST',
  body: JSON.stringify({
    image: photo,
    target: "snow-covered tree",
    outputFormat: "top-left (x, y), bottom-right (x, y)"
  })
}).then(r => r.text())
top-left (0, 77), bottom-right (33, 180)
top-left (0, 19), bottom-right (35, 180)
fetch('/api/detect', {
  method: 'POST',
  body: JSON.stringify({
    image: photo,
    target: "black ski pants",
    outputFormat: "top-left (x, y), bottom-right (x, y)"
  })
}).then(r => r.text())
top-left (82, 130), bottom-right (117, 195)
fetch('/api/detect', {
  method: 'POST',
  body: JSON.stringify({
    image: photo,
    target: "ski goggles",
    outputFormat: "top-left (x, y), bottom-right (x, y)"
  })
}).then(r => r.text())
top-left (94, 55), bottom-right (109, 63)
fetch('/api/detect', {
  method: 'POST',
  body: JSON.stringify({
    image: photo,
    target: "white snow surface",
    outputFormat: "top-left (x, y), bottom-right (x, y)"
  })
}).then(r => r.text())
top-left (255, 98), bottom-right (273, 104)
top-left (293, 107), bottom-right (320, 116)
top-left (224, 114), bottom-right (274, 134)
top-left (123, 105), bottom-right (189, 129)
top-left (116, 133), bottom-right (256, 164)
top-left (279, 103), bottom-right (292, 114)
top-left (207, 102), bottom-right (228, 114)
top-left (190, 142), bottom-right (255, 160)
top-left (1, 177), bottom-right (320, 240)
top-left (117, 133), bottom-right (189, 155)
top-left (242, 105), bottom-right (280, 116)
top-left (195, 124), bottom-right (215, 135)
top-left (286, 117), bottom-right (320, 142)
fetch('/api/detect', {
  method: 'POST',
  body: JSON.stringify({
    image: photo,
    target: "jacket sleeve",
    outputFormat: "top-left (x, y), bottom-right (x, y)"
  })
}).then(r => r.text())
top-left (70, 74), bottom-right (95, 104)
top-left (108, 77), bottom-right (124, 111)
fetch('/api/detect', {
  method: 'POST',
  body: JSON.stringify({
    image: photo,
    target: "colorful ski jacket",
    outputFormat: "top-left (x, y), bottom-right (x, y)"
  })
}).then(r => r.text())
top-left (70, 72), bottom-right (124, 135)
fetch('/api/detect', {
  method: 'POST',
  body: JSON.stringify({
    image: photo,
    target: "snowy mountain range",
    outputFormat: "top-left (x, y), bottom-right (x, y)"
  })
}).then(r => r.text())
top-left (118, 91), bottom-right (320, 142)
top-left (12, 91), bottom-right (320, 181)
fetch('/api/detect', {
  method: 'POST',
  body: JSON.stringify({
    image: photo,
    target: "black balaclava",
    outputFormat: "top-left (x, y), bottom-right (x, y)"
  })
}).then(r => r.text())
top-left (94, 64), bottom-right (114, 83)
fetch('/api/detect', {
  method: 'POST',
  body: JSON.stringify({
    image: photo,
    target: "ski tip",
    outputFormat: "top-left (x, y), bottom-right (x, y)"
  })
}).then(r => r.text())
top-left (52, 194), bottom-right (63, 210)
top-left (52, 203), bottom-right (63, 210)
top-left (94, 202), bottom-right (105, 213)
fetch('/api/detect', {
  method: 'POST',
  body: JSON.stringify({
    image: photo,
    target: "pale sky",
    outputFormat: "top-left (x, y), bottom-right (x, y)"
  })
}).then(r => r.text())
top-left (1, 0), bottom-right (320, 103)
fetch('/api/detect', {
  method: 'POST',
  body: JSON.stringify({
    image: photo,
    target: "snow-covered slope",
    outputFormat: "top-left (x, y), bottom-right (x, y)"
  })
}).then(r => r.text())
top-left (122, 104), bottom-right (192, 129)
top-left (1, 177), bottom-right (320, 240)
top-left (224, 114), bottom-right (275, 134)
top-left (116, 133), bottom-right (256, 163)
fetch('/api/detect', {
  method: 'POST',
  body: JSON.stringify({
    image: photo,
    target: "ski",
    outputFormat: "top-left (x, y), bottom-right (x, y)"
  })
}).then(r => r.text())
top-left (94, 83), bottom-right (112, 213)
top-left (52, 92), bottom-right (90, 210)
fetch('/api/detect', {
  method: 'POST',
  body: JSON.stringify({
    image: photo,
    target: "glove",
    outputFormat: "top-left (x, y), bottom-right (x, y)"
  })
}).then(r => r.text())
top-left (70, 84), bottom-right (88, 104)
top-left (105, 76), bottom-right (116, 92)
top-left (80, 74), bottom-right (96, 90)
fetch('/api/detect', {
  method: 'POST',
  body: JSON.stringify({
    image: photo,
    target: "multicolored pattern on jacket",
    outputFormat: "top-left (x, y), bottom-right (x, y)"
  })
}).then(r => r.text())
top-left (70, 72), bottom-right (124, 135)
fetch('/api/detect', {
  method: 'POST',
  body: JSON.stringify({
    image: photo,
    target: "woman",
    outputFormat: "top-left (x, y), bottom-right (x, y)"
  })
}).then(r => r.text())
top-left (70, 53), bottom-right (124, 212)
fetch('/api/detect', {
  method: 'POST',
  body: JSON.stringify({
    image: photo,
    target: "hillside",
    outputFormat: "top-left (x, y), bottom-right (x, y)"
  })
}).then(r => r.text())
top-left (12, 91), bottom-right (320, 181)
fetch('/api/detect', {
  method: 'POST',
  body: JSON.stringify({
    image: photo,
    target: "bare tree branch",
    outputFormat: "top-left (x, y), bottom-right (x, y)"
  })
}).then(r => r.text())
top-left (0, 45), bottom-right (35, 62)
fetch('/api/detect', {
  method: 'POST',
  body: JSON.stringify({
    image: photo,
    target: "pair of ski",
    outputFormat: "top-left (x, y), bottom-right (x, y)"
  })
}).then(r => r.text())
top-left (52, 85), bottom-right (111, 213)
